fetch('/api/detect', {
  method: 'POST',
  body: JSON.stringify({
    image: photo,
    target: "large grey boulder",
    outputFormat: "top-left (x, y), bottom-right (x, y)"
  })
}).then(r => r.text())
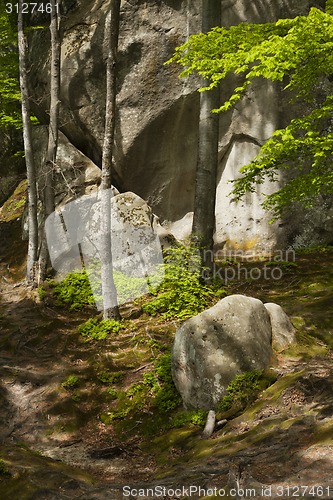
top-left (264, 302), bottom-right (296, 351)
top-left (45, 190), bottom-right (166, 309)
top-left (172, 294), bottom-right (273, 410)
top-left (152, 215), bottom-right (177, 249)
top-left (46, 190), bottom-right (160, 270)
top-left (167, 212), bottom-right (193, 242)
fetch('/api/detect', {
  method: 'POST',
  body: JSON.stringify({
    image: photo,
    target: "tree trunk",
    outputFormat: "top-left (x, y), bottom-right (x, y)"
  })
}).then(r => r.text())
top-left (38, 0), bottom-right (60, 282)
top-left (18, 0), bottom-right (38, 284)
top-left (202, 409), bottom-right (216, 438)
top-left (192, 0), bottom-right (221, 275)
top-left (100, 0), bottom-right (121, 320)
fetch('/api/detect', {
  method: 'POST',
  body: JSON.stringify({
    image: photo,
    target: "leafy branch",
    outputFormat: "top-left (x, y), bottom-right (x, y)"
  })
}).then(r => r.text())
top-left (167, 4), bottom-right (333, 217)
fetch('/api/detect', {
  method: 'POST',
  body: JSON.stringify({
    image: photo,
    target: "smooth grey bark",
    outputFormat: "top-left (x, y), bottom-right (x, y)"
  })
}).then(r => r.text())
top-left (100, 0), bottom-right (121, 320)
top-left (18, 0), bottom-right (38, 283)
top-left (38, 0), bottom-right (60, 282)
top-left (192, 0), bottom-right (221, 274)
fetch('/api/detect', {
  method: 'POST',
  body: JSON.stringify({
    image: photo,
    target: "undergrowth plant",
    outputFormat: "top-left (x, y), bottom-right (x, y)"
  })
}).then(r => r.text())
top-left (51, 266), bottom-right (157, 311)
top-left (52, 272), bottom-right (95, 310)
top-left (218, 370), bottom-right (277, 415)
top-left (142, 244), bottom-right (226, 320)
top-left (78, 318), bottom-right (125, 342)
top-left (100, 352), bottom-right (212, 436)
top-left (97, 370), bottom-right (124, 384)
top-left (100, 354), bottom-right (183, 429)
top-left (62, 375), bottom-right (79, 390)
top-left (0, 459), bottom-right (11, 477)
top-left (51, 244), bottom-right (226, 319)
top-left (153, 353), bottom-right (183, 413)
top-left (85, 259), bottom-right (155, 305)
top-left (113, 270), bottom-right (152, 303)
top-left (169, 409), bottom-right (207, 428)
top-left (37, 286), bottom-right (46, 300)
top-left (295, 245), bottom-right (333, 254)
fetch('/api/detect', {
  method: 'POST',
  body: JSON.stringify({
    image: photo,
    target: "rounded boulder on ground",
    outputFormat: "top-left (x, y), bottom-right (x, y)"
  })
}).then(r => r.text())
top-left (264, 302), bottom-right (296, 351)
top-left (171, 294), bottom-right (273, 410)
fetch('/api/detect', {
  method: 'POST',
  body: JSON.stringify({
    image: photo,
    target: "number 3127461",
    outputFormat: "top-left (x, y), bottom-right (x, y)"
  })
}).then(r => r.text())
top-left (5, 3), bottom-right (59, 14)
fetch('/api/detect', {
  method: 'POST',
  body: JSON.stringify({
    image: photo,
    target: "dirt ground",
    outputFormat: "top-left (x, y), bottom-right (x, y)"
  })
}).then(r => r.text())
top-left (0, 219), bottom-right (333, 499)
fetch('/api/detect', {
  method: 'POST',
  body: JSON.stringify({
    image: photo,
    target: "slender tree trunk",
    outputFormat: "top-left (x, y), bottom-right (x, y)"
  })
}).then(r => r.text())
top-left (38, 0), bottom-right (60, 282)
top-left (192, 0), bottom-right (221, 275)
top-left (18, 0), bottom-right (38, 284)
top-left (202, 409), bottom-right (216, 438)
top-left (100, 0), bottom-right (121, 320)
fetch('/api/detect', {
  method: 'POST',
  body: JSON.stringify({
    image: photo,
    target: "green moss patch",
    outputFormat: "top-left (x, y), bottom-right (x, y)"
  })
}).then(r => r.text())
top-left (312, 420), bottom-right (333, 445)
top-left (0, 179), bottom-right (27, 223)
top-left (217, 370), bottom-right (276, 417)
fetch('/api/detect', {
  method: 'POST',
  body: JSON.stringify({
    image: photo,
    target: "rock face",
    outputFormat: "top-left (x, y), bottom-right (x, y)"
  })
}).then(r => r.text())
top-left (0, 130), bottom-right (25, 207)
top-left (264, 302), bottom-right (297, 351)
top-left (32, 126), bottom-right (103, 206)
top-left (25, 0), bottom-right (329, 253)
top-left (171, 294), bottom-right (273, 410)
top-left (24, 127), bottom-right (174, 269)
top-left (166, 212), bottom-right (193, 242)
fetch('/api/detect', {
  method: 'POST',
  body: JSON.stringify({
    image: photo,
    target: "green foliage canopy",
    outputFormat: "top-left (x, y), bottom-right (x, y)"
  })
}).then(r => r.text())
top-left (0, 5), bottom-right (42, 132)
top-left (0, 4), bottom-right (21, 129)
top-left (168, 3), bottom-right (333, 217)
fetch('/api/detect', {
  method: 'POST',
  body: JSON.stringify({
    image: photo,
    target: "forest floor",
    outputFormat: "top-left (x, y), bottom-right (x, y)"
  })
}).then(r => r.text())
top-left (0, 218), bottom-right (333, 499)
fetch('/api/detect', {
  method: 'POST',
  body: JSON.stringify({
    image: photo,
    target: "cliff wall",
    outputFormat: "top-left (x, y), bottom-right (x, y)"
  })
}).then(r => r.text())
top-left (26, 0), bottom-right (328, 252)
